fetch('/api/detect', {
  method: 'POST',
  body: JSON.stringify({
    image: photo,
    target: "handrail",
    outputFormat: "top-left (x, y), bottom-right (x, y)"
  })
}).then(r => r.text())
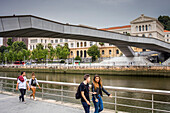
top-left (0, 76), bottom-right (170, 95)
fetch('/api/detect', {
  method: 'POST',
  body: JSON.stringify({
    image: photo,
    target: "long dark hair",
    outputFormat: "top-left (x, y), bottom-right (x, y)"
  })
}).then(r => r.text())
top-left (93, 75), bottom-right (102, 90)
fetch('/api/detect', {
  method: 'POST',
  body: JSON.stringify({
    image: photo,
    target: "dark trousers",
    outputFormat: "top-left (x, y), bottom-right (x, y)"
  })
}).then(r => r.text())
top-left (81, 102), bottom-right (90, 113)
top-left (19, 89), bottom-right (26, 102)
top-left (92, 95), bottom-right (103, 113)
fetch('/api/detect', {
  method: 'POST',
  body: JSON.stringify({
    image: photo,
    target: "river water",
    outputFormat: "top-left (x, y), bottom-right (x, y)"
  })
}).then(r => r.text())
top-left (1, 72), bottom-right (170, 113)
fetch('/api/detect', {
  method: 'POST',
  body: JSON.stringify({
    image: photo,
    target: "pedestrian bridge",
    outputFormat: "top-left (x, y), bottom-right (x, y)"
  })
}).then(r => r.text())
top-left (0, 15), bottom-right (170, 57)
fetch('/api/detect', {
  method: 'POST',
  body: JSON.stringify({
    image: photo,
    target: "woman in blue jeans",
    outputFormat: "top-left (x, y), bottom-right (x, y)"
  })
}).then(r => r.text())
top-left (92, 75), bottom-right (112, 113)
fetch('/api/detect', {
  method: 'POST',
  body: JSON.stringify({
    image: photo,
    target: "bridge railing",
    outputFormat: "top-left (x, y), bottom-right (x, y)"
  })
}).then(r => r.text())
top-left (0, 76), bottom-right (170, 113)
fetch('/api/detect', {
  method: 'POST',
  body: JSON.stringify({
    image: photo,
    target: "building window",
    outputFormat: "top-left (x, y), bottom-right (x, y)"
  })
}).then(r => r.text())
top-left (77, 51), bottom-right (79, 57)
top-left (143, 49), bottom-right (146, 51)
top-left (142, 25), bottom-right (145, 31)
top-left (51, 40), bottom-right (53, 43)
top-left (80, 50), bottom-right (83, 57)
top-left (60, 39), bottom-right (63, 42)
top-left (102, 50), bottom-right (104, 55)
top-left (145, 25), bottom-right (148, 31)
top-left (90, 42), bottom-right (93, 46)
top-left (65, 39), bottom-right (68, 42)
top-left (81, 42), bottom-right (83, 47)
top-left (84, 50), bottom-right (87, 57)
top-left (84, 42), bottom-right (87, 47)
top-left (136, 26), bottom-right (138, 32)
top-left (167, 35), bottom-right (169, 37)
top-left (109, 50), bottom-right (111, 55)
top-left (41, 39), bottom-right (43, 43)
top-left (45, 40), bottom-right (47, 43)
top-left (116, 49), bottom-right (119, 54)
top-left (149, 33), bottom-right (152, 37)
top-left (142, 34), bottom-right (145, 37)
top-left (55, 40), bottom-right (58, 43)
top-left (30, 45), bottom-right (32, 50)
top-left (139, 26), bottom-right (141, 31)
top-left (77, 42), bottom-right (79, 47)
top-left (30, 39), bottom-right (37, 43)
top-left (149, 24), bottom-right (151, 30)
top-left (71, 43), bottom-right (74, 47)
top-left (71, 51), bottom-right (73, 56)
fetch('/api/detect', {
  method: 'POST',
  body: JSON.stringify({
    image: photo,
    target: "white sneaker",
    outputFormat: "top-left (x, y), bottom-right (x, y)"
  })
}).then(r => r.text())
top-left (34, 98), bottom-right (36, 101)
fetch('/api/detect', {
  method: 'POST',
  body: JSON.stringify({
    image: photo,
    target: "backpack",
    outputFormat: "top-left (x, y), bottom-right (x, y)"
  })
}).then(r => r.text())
top-left (75, 83), bottom-right (86, 99)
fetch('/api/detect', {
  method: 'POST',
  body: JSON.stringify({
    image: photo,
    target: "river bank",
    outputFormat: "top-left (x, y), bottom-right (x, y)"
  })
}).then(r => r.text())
top-left (0, 67), bottom-right (170, 77)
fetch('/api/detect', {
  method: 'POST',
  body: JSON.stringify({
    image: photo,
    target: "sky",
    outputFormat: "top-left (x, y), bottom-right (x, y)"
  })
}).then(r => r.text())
top-left (0, 0), bottom-right (170, 45)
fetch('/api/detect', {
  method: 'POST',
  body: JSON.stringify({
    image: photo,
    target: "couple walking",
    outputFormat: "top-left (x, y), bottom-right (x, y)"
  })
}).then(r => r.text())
top-left (16, 71), bottom-right (41, 103)
top-left (78, 74), bottom-right (112, 113)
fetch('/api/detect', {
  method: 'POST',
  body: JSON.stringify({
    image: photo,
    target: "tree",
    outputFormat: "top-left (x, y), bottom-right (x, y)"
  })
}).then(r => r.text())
top-left (158, 15), bottom-right (170, 30)
top-left (0, 46), bottom-right (7, 53)
top-left (87, 45), bottom-right (100, 62)
top-left (11, 41), bottom-right (27, 52)
top-left (49, 48), bottom-right (55, 61)
top-left (7, 38), bottom-right (13, 46)
top-left (36, 43), bottom-right (44, 50)
top-left (0, 52), bottom-right (3, 62)
top-left (99, 42), bottom-right (104, 46)
top-left (74, 56), bottom-right (81, 62)
top-left (48, 43), bottom-right (52, 50)
top-left (60, 46), bottom-right (70, 59)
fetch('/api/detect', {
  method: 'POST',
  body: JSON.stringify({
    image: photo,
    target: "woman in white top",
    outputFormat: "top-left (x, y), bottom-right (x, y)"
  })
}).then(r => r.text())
top-left (29, 72), bottom-right (41, 100)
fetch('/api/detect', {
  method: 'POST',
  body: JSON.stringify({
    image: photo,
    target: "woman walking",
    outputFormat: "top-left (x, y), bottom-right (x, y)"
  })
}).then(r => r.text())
top-left (92, 75), bottom-right (112, 113)
top-left (29, 72), bottom-right (41, 100)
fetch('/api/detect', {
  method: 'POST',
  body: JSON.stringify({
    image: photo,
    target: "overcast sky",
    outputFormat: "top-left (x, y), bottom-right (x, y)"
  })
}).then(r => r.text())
top-left (0, 0), bottom-right (170, 28)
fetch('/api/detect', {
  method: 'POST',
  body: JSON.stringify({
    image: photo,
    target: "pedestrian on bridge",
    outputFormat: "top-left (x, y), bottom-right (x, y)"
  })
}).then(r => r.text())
top-left (92, 75), bottom-right (112, 113)
top-left (29, 72), bottom-right (41, 101)
top-left (16, 71), bottom-right (30, 103)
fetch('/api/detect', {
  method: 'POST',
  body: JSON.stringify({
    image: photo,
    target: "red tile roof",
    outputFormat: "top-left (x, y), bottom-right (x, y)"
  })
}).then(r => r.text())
top-left (100, 25), bottom-right (131, 31)
top-left (164, 30), bottom-right (170, 32)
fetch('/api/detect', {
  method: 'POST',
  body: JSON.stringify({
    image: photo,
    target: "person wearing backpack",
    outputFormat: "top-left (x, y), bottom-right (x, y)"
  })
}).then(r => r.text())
top-left (29, 72), bottom-right (41, 101)
top-left (76, 74), bottom-right (91, 113)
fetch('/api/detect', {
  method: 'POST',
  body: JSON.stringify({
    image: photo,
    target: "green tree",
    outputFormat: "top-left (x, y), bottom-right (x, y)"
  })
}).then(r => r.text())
top-left (49, 48), bottom-right (55, 61)
top-left (158, 15), bottom-right (170, 30)
top-left (0, 52), bottom-right (3, 62)
top-left (87, 45), bottom-right (100, 62)
top-left (11, 41), bottom-right (27, 52)
top-left (17, 51), bottom-right (23, 61)
top-left (0, 46), bottom-right (7, 53)
top-left (36, 43), bottom-right (44, 50)
top-left (7, 38), bottom-right (13, 46)
top-left (48, 43), bottom-right (52, 50)
top-left (74, 56), bottom-right (82, 62)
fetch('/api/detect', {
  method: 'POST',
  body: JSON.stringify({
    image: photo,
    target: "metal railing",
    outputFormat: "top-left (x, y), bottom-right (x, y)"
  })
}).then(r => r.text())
top-left (0, 76), bottom-right (170, 113)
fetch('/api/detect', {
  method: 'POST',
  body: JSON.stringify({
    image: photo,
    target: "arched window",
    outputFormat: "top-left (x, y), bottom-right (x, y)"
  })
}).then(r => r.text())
top-left (145, 25), bottom-right (148, 31)
top-left (102, 50), bottom-right (105, 55)
top-left (84, 42), bottom-right (87, 47)
top-left (77, 42), bottom-right (79, 47)
top-left (77, 51), bottom-right (79, 57)
top-left (142, 34), bottom-right (145, 37)
top-left (30, 45), bottom-right (32, 50)
top-left (116, 49), bottom-right (119, 54)
top-left (142, 25), bottom-right (145, 31)
top-left (139, 26), bottom-right (141, 31)
top-left (136, 26), bottom-right (138, 32)
top-left (71, 51), bottom-right (73, 56)
top-left (81, 42), bottom-right (83, 47)
top-left (149, 24), bottom-right (151, 30)
top-left (84, 50), bottom-right (86, 57)
top-left (149, 33), bottom-right (152, 37)
top-left (109, 50), bottom-right (112, 55)
top-left (80, 50), bottom-right (83, 57)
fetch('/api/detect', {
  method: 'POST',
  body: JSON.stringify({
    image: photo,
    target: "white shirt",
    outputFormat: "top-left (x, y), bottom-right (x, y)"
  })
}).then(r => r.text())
top-left (17, 76), bottom-right (27, 89)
